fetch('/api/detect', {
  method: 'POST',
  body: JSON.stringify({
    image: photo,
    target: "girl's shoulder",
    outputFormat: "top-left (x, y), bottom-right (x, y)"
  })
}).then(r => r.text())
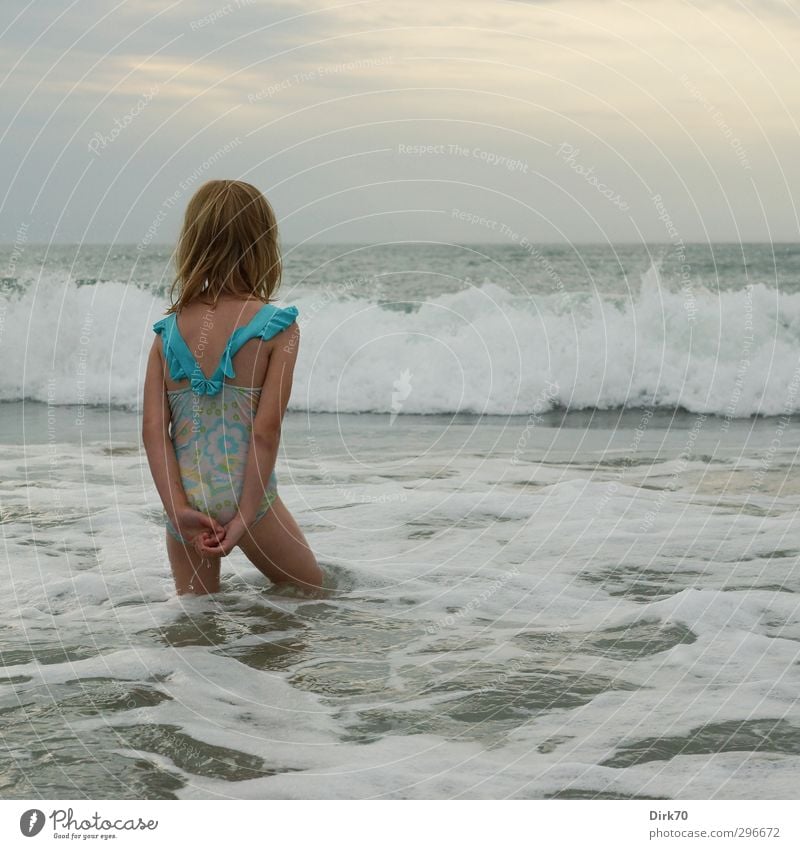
top-left (152, 298), bottom-right (299, 353)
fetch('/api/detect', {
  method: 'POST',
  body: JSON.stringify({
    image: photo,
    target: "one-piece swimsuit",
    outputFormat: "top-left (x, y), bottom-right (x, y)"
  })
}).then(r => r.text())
top-left (152, 303), bottom-right (298, 543)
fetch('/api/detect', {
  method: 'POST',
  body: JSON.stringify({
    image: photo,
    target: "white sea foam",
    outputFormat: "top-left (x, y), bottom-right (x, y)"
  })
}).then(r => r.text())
top-left (2, 264), bottom-right (799, 416)
top-left (3, 416), bottom-right (800, 798)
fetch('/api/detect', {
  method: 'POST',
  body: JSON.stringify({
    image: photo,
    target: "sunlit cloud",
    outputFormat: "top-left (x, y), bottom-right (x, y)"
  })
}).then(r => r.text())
top-left (1, 0), bottom-right (799, 243)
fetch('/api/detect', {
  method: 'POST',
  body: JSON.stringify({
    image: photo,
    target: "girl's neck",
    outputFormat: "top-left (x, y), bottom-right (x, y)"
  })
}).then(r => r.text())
top-left (193, 294), bottom-right (265, 309)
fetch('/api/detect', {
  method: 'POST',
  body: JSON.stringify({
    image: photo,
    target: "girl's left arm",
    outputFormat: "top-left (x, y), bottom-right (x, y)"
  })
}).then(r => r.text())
top-left (141, 338), bottom-right (223, 544)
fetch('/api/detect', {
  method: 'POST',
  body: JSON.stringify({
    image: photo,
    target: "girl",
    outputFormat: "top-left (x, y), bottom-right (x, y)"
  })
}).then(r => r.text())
top-left (142, 179), bottom-right (323, 596)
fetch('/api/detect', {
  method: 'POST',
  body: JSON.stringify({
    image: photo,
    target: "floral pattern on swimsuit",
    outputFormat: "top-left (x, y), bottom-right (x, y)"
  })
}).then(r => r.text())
top-left (163, 384), bottom-right (278, 542)
top-left (153, 303), bottom-right (299, 545)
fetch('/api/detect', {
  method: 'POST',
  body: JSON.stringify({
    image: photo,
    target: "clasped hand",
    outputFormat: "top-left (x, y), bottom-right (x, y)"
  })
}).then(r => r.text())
top-left (172, 507), bottom-right (247, 557)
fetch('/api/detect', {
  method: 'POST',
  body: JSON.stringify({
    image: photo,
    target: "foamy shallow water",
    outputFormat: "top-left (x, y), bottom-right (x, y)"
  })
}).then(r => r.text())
top-left (2, 406), bottom-right (800, 799)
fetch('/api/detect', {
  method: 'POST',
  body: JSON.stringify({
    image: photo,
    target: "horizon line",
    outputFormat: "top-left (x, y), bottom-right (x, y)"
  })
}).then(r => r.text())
top-left (2, 239), bottom-right (799, 248)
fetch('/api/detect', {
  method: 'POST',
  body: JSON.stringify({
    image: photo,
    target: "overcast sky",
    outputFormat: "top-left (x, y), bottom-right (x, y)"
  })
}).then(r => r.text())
top-left (2, 0), bottom-right (800, 245)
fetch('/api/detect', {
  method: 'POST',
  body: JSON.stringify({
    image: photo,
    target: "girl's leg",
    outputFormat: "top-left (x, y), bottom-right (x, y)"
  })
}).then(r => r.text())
top-left (166, 530), bottom-right (222, 595)
top-left (236, 496), bottom-right (324, 592)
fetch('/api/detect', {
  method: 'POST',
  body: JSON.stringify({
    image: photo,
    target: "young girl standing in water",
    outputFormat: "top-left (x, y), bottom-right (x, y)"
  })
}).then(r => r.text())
top-left (142, 179), bottom-right (323, 596)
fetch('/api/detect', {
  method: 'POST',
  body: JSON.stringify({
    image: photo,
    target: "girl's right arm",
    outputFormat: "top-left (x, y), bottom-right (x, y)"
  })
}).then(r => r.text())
top-left (142, 337), bottom-right (224, 545)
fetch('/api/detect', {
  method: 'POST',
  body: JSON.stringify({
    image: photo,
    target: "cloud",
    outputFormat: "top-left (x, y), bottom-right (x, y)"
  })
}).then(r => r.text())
top-left (2, 0), bottom-right (799, 242)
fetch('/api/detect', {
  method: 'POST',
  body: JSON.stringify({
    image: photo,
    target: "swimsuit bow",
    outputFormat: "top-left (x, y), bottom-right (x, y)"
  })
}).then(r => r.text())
top-left (190, 367), bottom-right (223, 396)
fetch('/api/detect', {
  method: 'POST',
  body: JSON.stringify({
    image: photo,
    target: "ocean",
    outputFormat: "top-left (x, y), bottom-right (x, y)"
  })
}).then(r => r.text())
top-left (1, 241), bottom-right (799, 799)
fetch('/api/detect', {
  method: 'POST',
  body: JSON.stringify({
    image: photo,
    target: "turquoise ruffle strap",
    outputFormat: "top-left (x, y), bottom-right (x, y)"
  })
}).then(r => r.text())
top-left (258, 305), bottom-right (299, 342)
top-left (153, 304), bottom-right (299, 394)
top-left (153, 315), bottom-right (190, 381)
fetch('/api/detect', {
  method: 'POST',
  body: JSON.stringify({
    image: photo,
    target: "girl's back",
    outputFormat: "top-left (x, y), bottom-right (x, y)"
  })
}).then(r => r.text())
top-left (162, 297), bottom-right (273, 392)
top-left (154, 295), bottom-right (299, 534)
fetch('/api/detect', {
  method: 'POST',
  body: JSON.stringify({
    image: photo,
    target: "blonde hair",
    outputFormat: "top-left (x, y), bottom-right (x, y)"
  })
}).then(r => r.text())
top-left (167, 179), bottom-right (282, 313)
